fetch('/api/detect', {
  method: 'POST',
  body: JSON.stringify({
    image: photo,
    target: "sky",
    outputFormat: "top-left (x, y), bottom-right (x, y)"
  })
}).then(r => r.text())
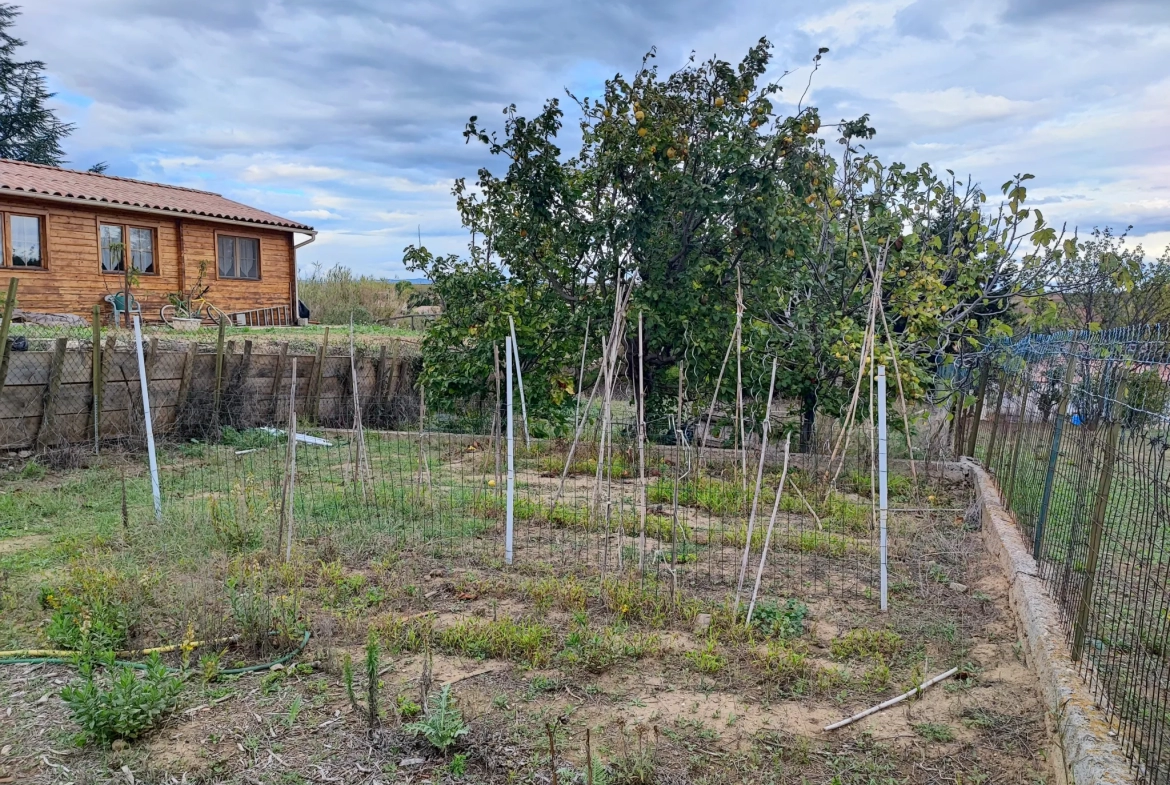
top-left (20, 0), bottom-right (1170, 279)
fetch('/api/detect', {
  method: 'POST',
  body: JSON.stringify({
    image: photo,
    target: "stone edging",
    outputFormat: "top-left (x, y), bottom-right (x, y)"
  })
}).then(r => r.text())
top-left (965, 459), bottom-right (1133, 785)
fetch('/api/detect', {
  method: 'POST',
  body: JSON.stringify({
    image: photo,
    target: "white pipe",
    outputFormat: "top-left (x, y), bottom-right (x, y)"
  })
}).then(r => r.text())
top-left (505, 336), bottom-right (515, 565)
top-left (131, 315), bottom-right (162, 522)
top-left (507, 315), bottom-right (530, 448)
top-left (878, 365), bottom-right (889, 612)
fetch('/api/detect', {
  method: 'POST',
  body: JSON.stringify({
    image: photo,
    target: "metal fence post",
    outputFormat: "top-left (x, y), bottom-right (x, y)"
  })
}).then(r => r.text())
top-left (877, 366), bottom-right (889, 612)
top-left (132, 315), bottom-right (163, 522)
top-left (505, 336), bottom-right (515, 566)
top-left (1005, 366), bottom-right (1031, 510)
top-left (965, 358), bottom-right (991, 458)
top-left (1072, 376), bottom-right (1126, 662)
top-left (1033, 357), bottom-right (1077, 561)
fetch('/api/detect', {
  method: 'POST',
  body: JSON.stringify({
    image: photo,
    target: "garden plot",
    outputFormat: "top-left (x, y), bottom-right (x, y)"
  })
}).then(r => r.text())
top-left (0, 439), bottom-right (1056, 784)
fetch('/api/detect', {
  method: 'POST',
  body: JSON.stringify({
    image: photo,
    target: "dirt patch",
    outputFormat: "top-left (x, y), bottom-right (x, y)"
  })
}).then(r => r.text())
top-left (0, 533), bottom-right (51, 555)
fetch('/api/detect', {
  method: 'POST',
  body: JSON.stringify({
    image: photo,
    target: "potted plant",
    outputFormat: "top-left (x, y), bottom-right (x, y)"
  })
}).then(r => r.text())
top-left (161, 261), bottom-right (210, 330)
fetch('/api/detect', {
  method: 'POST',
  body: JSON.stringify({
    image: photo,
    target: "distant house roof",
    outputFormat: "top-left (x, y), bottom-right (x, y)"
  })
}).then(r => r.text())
top-left (0, 159), bottom-right (314, 232)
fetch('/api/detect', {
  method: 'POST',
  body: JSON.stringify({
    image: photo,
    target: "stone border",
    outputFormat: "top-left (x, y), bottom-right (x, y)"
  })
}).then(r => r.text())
top-left (966, 459), bottom-right (1133, 785)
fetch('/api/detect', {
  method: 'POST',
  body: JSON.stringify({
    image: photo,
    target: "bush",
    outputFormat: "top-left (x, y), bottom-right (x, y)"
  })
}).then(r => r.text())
top-left (60, 653), bottom-right (183, 746)
top-left (830, 628), bottom-right (903, 660)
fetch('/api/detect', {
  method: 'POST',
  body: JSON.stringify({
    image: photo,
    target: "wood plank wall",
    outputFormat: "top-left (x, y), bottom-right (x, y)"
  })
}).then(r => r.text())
top-left (0, 196), bottom-right (298, 321)
top-left (0, 340), bottom-right (418, 451)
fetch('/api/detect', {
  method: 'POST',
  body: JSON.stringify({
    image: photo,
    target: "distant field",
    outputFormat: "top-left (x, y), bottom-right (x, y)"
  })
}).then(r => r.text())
top-left (298, 265), bottom-right (435, 326)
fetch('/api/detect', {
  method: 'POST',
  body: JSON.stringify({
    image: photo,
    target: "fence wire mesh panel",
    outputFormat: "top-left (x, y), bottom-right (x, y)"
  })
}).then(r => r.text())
top-left (961, 328), bottom-right (1170, 784)
top-left (0, 320), bottom-right (966, 609)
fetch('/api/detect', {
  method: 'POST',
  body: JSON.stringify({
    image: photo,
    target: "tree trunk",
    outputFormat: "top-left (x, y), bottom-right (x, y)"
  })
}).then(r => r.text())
top-left (800, 389), bottom-right (817, 453)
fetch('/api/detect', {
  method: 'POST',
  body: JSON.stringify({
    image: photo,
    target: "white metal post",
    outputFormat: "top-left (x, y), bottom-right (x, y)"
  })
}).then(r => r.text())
top-left (132, 315), bottom-right (162, 522)
top-left (877, 365), bottom-right (889, 612)
top-left (507, 315), bottom-right (531, 448)
top-left (505, 336), bottom-right (515, 565)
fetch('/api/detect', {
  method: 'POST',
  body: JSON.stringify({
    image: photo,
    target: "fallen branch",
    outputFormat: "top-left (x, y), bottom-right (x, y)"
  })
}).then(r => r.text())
top-left (823, 667), bottom-right (959, 732)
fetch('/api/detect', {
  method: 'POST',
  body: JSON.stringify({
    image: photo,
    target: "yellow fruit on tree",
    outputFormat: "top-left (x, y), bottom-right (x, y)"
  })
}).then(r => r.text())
top-left (635, 110), bottom-right (645, 121)
top-left (666, 147), bottom-right (676, 159)
top-left (714, 96), bottom-right (725, 107)
top-left (750, 120), bottom-right (758, 128)
top-left (488, 479), bottom-right (497, 487)
top-left (637, 127), bottom-right (648, 137)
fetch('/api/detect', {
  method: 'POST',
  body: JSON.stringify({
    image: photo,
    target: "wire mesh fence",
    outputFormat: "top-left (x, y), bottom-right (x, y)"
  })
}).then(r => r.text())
top-left (0, 317), bottom-right (967, 614)
top-left (956, 327), bottom-right (1170, 784)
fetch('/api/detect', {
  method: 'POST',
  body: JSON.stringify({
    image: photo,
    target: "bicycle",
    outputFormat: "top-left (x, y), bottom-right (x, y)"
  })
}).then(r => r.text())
top-left (160, 291), bottom-right (232, 326)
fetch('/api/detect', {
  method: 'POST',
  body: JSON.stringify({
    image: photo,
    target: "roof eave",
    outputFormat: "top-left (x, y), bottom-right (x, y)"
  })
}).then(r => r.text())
top-left (0, 187), bottom-right (314, 233)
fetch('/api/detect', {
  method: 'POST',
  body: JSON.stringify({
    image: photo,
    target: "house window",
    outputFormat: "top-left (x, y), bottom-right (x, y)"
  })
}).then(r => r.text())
top-left (217, 235), bottom-right (260, 280)
top-left (0, 213), bottom-right (46, 268)
top-left (100, 223), bottom-right (156, 274)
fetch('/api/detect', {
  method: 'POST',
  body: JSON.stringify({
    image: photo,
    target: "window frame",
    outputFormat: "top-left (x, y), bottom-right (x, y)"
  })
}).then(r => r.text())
top-left (0, 209), bottom-right (50, 270)
top-left (215, 232), bottom-right (263, 281)
top-left (98, 221), bottom-right (160, 276)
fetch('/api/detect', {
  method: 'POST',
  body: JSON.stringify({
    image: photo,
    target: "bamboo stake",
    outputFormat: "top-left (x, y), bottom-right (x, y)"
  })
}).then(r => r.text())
top-left (553, 329), bottom-right (604, 508)
top-left (507, 315), bottom-right (531, 448)
top-left (418, 384), bottom-right (432, 495)
top-left (493, 343), bottom-right (502, 495)
top-left (735, 271), bottom-right (745, 489)
top-left (348, 319), bottom-right (370, 502)
top-left (733, 357), bottom-right (778, 610)
top-left (746, 433), bottom-right (792, 626)
top-left (824, 667), bottom-right (959, 731)
top-left (696, 321), bottom-right (737, 471)
top-left (280, 359), bottom-right (298, 562)
top-left (575, 315), bottom-right (590, 433)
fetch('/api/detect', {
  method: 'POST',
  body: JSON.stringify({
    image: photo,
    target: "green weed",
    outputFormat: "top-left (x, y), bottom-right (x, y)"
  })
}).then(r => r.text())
top-left (403, 685), bottom-right (468, 752)
top-left (830, 628), bottom-right (903, 660)
top-left (912, 722), bottom-right (954, 743)
top-left (60, 652), bottom-right (182, 746)
top-left (436, 617), bottom-right (554, 667)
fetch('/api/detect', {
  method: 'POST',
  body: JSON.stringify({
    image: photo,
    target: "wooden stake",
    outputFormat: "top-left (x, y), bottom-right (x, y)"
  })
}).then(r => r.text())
top-left (271, 341), bottom-right (289, 421)
top-left (36, 338), bottom-right (68, 450)
top-left (348, 320), bottom-right (370, 501)
top-left (697, 322), bottom-right (737, 469)
top-left (585, 727), bottom-right (594, 785)
top-left (310, 326), bottom-right (330, 422)
top-left (545, 723), bottom-right (558, 785)
top-left (0, 277), bottom-right (18, 401)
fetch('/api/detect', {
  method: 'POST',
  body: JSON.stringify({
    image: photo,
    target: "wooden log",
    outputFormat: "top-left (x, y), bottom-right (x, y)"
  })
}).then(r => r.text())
top-left (36, 337), bottom-right (68, 449)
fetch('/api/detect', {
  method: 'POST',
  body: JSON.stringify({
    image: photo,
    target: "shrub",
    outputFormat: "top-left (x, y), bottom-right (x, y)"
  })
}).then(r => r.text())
top-left (60, 653), bottom-right (183, 746)
top-left (39, 560), bottom-right (151, 652)
top-left (225, 562), bottom-right (302, 655)
top-left (403, 685), bottom-right (469, 752)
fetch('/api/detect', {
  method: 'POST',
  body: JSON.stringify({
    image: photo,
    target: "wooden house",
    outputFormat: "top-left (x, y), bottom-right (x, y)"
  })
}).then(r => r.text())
top-left (0, 159), bottom-right (316, 325)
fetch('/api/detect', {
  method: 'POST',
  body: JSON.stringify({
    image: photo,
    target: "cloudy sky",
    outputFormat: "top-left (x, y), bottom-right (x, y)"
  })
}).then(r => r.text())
top-left (20, 0), bottom-right (1170, 278)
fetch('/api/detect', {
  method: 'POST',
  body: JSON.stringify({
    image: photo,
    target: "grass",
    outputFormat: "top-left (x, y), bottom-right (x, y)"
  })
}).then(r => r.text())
top-left (0, 426), bottom-right (1049, 785)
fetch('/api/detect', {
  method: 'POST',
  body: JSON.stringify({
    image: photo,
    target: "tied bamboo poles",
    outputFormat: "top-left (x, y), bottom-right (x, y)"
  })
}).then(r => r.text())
top-left (279, 359), bottom-right (298, 562)
top-left (733, 357), bottom-right (779, 611)
top-left (348, 319), bottom-right (371, 503)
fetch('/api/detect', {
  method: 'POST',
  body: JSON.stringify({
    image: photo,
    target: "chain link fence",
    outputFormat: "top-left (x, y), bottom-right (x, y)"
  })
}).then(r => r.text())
top-left (955, 328), bottom-right (1170, 784)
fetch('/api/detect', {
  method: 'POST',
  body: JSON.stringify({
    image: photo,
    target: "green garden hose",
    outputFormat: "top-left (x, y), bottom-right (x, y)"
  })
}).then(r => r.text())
top-left (0, 631), bottom-right (311, 675)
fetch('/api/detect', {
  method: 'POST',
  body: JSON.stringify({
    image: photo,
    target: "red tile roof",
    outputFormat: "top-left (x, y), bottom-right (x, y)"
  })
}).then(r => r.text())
top-left (0, 159), bottom-right (313, 231)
